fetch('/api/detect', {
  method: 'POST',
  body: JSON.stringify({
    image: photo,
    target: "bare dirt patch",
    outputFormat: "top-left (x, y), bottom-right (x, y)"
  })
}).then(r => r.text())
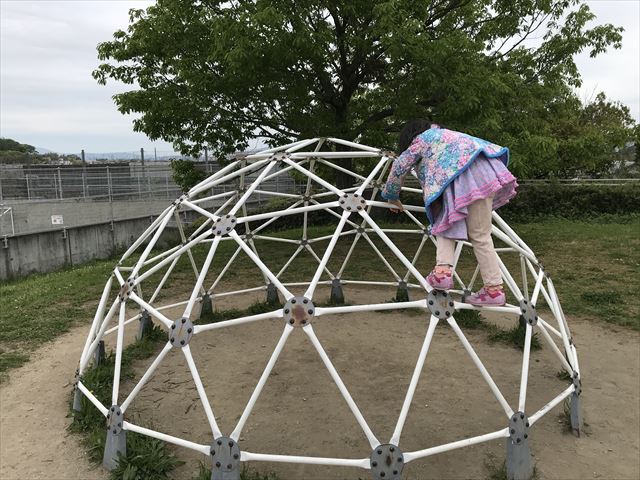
top-left (1, 284), bottom-right (637, 480)
top-left (120, 285), bottom-right (640, 480)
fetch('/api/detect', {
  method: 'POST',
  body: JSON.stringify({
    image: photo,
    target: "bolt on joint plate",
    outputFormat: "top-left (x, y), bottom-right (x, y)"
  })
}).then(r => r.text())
top-left (283, 297), bottom-right (315, 327)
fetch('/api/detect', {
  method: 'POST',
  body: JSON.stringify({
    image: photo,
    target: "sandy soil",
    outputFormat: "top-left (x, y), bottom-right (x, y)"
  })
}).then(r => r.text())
top-left (1, 285), bottom-right (638, 480)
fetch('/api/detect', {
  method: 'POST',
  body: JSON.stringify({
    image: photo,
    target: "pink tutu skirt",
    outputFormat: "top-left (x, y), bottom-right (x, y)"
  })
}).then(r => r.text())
top-left (429, 154), bottom-right (518, 240)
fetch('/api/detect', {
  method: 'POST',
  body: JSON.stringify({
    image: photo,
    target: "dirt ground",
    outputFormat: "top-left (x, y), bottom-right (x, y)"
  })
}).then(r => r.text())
top-left (1, 285), bottom-right (639, 480)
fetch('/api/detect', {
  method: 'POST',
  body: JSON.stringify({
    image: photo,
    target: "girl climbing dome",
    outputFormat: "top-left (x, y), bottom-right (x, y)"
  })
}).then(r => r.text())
top-left (381, 119), bottom-right (518, 306)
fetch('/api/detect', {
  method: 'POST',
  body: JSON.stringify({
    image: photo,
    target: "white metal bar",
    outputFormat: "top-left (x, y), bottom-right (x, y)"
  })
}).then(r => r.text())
top-left (231, 324), bottom-right (293, 440)
top-left (182, 344), bottom-right (222, 438)
top-left (403, 236), bottom-right (428, 282)
top-left (355, 156), bottom-right (387, 195)
top-left (447, 316), bottom-right (514, 418)
top-left (130, 206), bottom-right (175, 278)
top-left (359, 210), bottom-right (431, 292)
top-left (390, 316), bottom-right (439, 445)
top-left (404, 428), bottom-right (509, 463)
top-left (537, 323), bottom-right (573, 373)
top-left (245, 139), bottom-right (310, 158)
top-left (193, 159), bottom-right (270, 192)
top-left (491, 212), bottom-right (537, 259)
top-left (188, 159), bottom-right (241, 196)
top-left (194, 309), bottom-right (282, 333)
top-left (304, 244), bottom-right (336, 280)
top-left (136, 229), bottom-right (212, 284)
top-left (361, 233), bottom-right (402, 281)
top-left (528, 385), bottom-right (575, 426)
top-left (304, 211), bottom-right (350, 298)
top-left (239, 201), bottom-right (339, 224)
top-left (121, 342), bottom-right (173, 412)
top-left (316, 299), bottom-right (427, 316)
top-left (538, 317), bottom-right (562, 338)
top-left (290, 151), bottom-right (380, 158)
top-left (252, 189), bottom-right (301, 199)
top-left (253, 234), bottom-right (300, 245)
top-left (190, 189), bottom-right (237, 205)
top-left (174, 211), bottom-right (204, 293)
top-left (129, 292), bottom-right (173, 328)
top-left (336, 232), bottom-right (362, 278)
top-left (181, 199), bottom-right (219, 223)
top-left (212, 286), bottom-right (267, 299)
top-left (104, 313), bottom-right (141, 336)
top-left (496, 255), bottom-right (524, 301)
top-left (281, 157), bottom-right (344, 196)
top-left (80, 298), bottom-right (120, 371)
top-left (149, 254), bottom-right (181, 303)
top-left (241, 451), bottom-right (369, 469)
top-left (326, 137), bottom-right (381, 152)
top-left (123, 421), bottom-right (210, 455)
top-left (208, 246), bottom-right (242, 293)
top-left (275, 245), bottom-right (304, 278)
top-left (366, 199), bottom-right (425, 213)
top-left (453, 301), bottom-right (522, 315)
top-left (111, 302), bottom-right (127, 405)
top-left (119, 205), bottom-right (173, 262)
top-left (285, 137), bottom-right (321, 152)
top-left (304, 325), bottom-right (379, 449)
top-left (530, 267), bottom-right (545, 305)
top-left (183, 236), bottom-right (221, 320)
top-left (546, 278), bottom-right (576, 368)
top-left (77, 381), bottom-right (109, 416)
top-left (229, 230), bottom-right (293, 299)
top-left (79, 276), bottom-right (113, 371)
top-left (317, 159), bottom-right (367, 182)
top-left (518, 324), bottom-right (533, 412)
top-left (142, 244), bottom-right (181, 267)
top-left (229, 161), bottom-right (277, 215)
top-left (491, 226), bottom-right (538, 265)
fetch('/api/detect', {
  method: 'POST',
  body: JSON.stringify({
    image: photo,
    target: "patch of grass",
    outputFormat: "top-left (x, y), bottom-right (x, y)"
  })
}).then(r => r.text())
top-left (487, 322), bottom-right (542, 351)
top-left (453, 309), bottom-right (485, 329)
top-left (0, 351), bottom-right (29, 380)
top-left (69, 325), bottom-right (182, 479)
top-left (559, 398), bottom-right (573, 434)
top-left (192, 462), bottom-right (280, 480)
top-left (556, 370), bottom-right (572, 381)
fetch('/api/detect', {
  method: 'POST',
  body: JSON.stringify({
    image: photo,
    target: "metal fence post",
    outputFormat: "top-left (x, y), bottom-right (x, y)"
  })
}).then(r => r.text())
top-left (107, 166), bottom-right (112, 202)
top-left (57, 167), bottom-right (63, 199)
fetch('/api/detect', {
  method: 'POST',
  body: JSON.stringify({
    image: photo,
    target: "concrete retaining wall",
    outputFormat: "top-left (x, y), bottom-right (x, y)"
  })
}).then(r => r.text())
top-left (0, 216), bottom-right (176, 281)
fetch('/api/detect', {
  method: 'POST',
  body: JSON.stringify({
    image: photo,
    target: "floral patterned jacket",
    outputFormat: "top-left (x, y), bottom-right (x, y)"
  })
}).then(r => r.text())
top-left (381, 126), bottom-right (509, 220)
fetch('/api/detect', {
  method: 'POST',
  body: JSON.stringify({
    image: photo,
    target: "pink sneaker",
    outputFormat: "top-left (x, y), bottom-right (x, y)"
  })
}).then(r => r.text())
top-left (426, 270), bottom-right (454, 290)
top-left (465, 287), bottom-right (506, 306)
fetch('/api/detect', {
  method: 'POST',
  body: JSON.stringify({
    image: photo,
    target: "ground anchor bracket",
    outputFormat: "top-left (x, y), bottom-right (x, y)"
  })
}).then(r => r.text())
top-left (330, 278), bottom-right (345, 304)
top-left (137, 309), bottom-right (153, 340)
top-left (571, 371), bottom-right (584, 436)
top-left (506, 411), bottom-right (534, 480)
top-left (427, 289), bottom-right (454, 320)
top-left (103, 405), bottom-right (126, 470)
top-left (210, 436), bottom-right (240, 480)
top-left (370, 444), bottom-right (404, 480)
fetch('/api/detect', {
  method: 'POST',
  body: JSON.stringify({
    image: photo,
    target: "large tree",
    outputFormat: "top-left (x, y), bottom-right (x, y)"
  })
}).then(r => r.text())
top-left (94, 0), bottom-right (630, 177)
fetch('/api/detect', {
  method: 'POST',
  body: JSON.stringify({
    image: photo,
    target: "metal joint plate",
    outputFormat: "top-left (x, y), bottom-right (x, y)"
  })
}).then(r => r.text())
top-left (370, 444), bottom-right (404, 480)
top-left (509, 411), bottom-right (530, 445)
top-left (169, 317), bottom-right (194, 347)
top-left (119, 277), bottom-right (135, 300)
top-left (213, 215), bottom-right (237, 237)
top-left (427, 290), bottom-right (454, 320)
top-left (106, 405), bottom-right (124, 435)
top-left (519, 299), bottom-right (538, 326)
top-left (210, 436), bottom-right (240, 476)
top-left (283, 297), bottom-right (315, 327)
top-left (270, 152), bottom-right (291, 162)
top-left (339, 193), bottom-right (366, 212)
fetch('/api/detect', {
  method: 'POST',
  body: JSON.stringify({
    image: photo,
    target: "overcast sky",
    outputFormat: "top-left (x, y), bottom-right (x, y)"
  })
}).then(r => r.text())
top-left (1, 0), bottom-right (638, 154)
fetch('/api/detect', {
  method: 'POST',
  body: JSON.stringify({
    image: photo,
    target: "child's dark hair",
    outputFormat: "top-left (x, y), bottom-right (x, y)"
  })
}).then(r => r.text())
top-left (398, 118), bottom-right (433, 153)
